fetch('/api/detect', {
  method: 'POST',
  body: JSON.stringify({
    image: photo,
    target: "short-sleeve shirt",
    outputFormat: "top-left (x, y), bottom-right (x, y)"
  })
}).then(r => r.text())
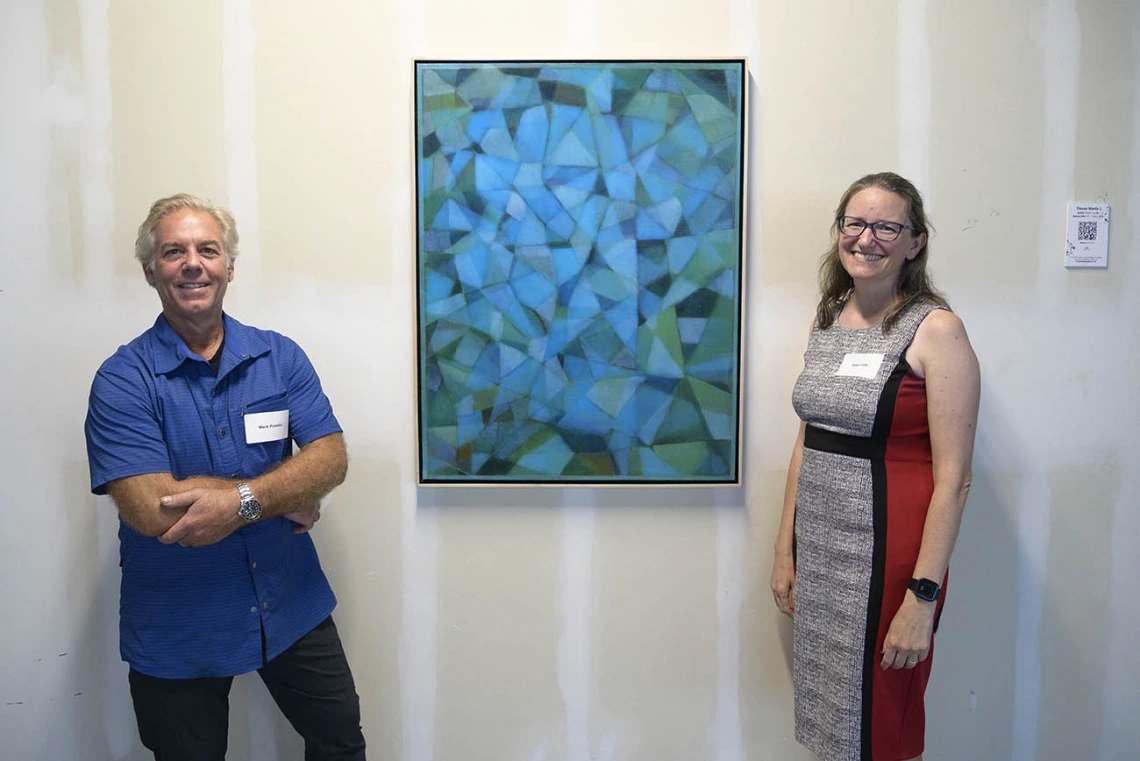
top-left (85, 313), bottom-right (340, 679)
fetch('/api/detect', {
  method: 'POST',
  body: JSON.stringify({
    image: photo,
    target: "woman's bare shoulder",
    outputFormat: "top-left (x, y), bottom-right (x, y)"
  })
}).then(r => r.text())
top-left (909, 308), bottom-right (974, 377)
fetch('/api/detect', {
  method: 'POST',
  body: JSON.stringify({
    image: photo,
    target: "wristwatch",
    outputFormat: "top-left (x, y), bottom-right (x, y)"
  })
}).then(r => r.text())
top-left (236, 482), bottom-right (262, 523)
top-left (909, 577), bottom-right (941, 602)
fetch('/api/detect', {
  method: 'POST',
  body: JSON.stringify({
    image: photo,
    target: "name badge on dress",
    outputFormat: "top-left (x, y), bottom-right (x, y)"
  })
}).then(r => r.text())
top-left (835, 353), bottom-right (885, 379)
top-left (245, 410), bottom-right (290, 444)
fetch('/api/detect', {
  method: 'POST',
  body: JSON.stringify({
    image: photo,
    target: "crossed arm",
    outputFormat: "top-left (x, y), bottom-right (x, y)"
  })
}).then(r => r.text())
top-left (106, 432), bottom-right (347, 547)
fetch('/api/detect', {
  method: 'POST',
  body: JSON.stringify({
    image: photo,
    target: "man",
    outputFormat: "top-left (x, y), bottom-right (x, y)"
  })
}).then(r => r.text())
top-left (85, 193), bottom-right (366, 760)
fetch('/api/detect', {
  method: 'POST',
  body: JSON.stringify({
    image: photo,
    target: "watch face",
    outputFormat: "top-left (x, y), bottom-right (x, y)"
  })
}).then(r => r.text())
top-left (913, 578), bottom-right (939, 601)
top-left (239, 496), bottom-right (262, 522)
top-left (237, 483), bottom-right (261, 522)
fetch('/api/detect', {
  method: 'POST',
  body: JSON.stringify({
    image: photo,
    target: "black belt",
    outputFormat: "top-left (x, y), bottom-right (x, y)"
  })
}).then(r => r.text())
top-left (803, 424), bottom-right (885, 460)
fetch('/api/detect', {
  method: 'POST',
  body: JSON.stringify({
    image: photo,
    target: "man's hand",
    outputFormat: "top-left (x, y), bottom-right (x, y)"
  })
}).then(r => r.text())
top-left (158, 487), bottom-right (243, 547)
top-left (285, 501), bottom-right (322, 535)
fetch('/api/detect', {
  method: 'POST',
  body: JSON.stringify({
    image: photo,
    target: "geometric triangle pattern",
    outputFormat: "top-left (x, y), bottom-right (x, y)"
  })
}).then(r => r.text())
top-left (415, 60), bottom-right (746, 483)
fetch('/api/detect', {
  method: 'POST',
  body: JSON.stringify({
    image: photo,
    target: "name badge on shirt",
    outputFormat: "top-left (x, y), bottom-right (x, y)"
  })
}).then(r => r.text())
top-left (835, 353), bottom-right (885, 379)
top-left (245, 410), bottom-right (290, 444)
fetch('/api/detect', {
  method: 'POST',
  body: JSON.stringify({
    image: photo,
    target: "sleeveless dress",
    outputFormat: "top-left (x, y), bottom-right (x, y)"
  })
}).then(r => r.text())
top-left (790, 299), bottom-right (947, 761)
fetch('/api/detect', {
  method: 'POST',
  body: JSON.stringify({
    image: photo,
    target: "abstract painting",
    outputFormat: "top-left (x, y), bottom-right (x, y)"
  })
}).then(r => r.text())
top-left (414, 60), bottom-right (746, 484)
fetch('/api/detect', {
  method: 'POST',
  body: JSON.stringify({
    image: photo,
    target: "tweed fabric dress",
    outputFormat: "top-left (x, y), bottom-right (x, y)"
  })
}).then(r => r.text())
top-left (791, 299), bottom-right (947, 761)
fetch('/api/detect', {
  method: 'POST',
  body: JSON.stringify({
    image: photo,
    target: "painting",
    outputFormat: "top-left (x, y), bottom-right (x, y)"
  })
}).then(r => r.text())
top-left (414, 59), bottom-right (747, 484)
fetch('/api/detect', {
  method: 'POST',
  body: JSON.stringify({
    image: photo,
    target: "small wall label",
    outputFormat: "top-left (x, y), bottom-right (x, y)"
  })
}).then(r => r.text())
top-left (1065, 203), bottom-right (1110, 268)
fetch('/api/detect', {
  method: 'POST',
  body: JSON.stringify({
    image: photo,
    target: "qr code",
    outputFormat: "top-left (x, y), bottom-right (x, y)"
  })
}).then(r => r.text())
top-left (1078, 221), bottom-right (1098, 242)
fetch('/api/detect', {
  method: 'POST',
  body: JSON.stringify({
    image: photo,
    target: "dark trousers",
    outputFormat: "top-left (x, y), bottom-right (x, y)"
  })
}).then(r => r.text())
top-left (128, 616), bottom-right (366, 761)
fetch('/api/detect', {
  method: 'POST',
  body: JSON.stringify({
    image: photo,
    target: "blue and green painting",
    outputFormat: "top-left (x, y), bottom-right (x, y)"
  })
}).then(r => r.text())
top-left (414, 60), bottom-right (746, 483)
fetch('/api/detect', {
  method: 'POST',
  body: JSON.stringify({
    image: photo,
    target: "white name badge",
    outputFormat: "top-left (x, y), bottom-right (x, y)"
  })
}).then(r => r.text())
top-left (245, 410), bottom-right (290, 444)
top-left (835, 353), bottom-right (885, 379)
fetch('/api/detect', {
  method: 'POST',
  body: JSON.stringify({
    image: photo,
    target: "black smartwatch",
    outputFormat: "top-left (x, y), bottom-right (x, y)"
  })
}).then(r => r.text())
top-left (908, 577), bottom-right (941, 602)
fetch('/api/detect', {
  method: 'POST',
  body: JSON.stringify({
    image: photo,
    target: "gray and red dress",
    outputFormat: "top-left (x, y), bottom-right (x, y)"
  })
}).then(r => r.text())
top-left (791, 298), bottom-right (948, 761)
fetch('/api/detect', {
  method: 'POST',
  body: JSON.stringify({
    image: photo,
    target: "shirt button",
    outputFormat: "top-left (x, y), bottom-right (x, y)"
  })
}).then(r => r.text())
top-left (219, 429), bottom-right (226, 436)
top-left (251, 561), bottom-right (257, 569)
top-left (250, 606), bottom-right (257, 613)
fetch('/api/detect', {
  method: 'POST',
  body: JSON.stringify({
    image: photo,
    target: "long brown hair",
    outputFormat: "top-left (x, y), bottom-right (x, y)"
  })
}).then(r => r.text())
top-left (815, 172), bottom-right (948, 332)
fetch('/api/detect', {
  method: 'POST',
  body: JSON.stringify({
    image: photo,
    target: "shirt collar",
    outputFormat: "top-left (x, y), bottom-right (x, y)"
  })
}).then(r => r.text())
top-left (148, 313), bottom-right (271, 375)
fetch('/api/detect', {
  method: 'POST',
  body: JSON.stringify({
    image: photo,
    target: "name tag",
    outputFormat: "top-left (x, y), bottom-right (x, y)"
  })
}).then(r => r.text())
top-left (835, 353), bottom-right (885, 379)
top-left (245, 410), bottom-right (290, 444)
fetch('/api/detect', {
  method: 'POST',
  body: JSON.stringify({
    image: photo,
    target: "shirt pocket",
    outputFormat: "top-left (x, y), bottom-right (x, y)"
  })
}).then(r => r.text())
top-left (238, 390), bottom-right (291, 475)
top-left (241, 390), bottom-right (289, 418)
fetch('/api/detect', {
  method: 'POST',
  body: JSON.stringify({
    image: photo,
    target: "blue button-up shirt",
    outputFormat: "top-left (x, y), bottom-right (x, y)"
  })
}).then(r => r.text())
top-left (85, 313), bottom-right (340, 679)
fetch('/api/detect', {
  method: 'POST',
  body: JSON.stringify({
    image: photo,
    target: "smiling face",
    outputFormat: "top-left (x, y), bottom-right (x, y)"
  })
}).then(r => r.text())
top-left (144, 208), bottom-right (233, 328)
top-left (838, 187), bottom-right (927, 289)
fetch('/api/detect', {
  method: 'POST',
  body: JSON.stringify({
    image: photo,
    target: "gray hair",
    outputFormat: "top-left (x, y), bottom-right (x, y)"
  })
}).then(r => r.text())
top-left (135, 193), bottom-right (239, 270)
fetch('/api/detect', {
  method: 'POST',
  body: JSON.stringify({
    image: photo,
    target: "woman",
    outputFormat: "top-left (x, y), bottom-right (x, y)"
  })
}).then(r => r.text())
top-left (770, 172), bottom-right (980, 761)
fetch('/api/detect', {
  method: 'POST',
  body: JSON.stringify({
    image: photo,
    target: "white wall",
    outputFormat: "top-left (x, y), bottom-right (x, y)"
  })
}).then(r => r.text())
top-left (1, 1), bottom-right (1137, 760)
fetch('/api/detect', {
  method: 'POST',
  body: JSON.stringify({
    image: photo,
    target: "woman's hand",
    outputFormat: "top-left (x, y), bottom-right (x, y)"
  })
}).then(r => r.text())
top-left (770, 551), bottom-right (797, 618)
top-left (880, 595), bottom-right (936, 669)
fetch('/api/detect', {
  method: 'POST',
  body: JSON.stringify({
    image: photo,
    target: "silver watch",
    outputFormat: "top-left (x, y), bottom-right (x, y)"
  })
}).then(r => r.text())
top-left (236, 482), bottom-right (262, 523)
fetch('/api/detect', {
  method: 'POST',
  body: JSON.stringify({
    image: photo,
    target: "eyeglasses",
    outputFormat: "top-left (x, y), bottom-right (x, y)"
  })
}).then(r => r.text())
top-left (836, 216), bottom-right (916, 242)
